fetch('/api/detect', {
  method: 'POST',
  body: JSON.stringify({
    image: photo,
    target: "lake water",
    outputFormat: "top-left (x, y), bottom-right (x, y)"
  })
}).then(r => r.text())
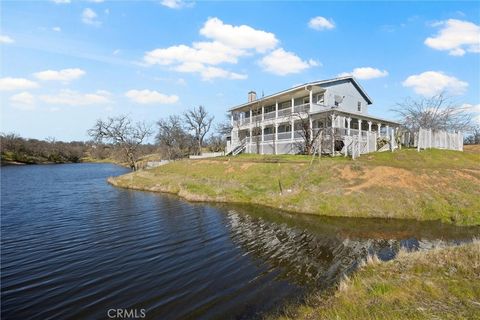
top-left (1, 163), bottom-right (479, 319)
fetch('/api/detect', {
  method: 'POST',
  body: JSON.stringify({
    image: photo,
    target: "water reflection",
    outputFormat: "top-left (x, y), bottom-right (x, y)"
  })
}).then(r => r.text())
top-left (223, 205), bottom-right (478, 292)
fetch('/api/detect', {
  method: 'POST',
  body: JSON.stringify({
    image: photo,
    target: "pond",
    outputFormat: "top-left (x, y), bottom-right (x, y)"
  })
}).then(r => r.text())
top-left (1, 163), bottom-right (478, 319)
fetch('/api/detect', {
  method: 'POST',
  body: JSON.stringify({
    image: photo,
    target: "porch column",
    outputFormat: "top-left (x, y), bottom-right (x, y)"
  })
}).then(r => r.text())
top-left (346, 117), bottom-right (351, 136)
top-left (386, 125), bottom-right (390, 137)
top-left (377, 122), bottom-right (382, 136)
top-left (275, 101), bottom-right (278, 118)
top-left (330, 114), bottom-right (336, 155)
top-left (249, 127), bottom-right (252, 153)
top-left (274, 123), bottom-right (278, 155)
top-left (261, 125), bottom-right (265, 154)
top-left (309, 117), bottom-right (313, 141)
top-left (250, 109), bottom-right (253, 124)
top-left (291, 97), bottom-right (295, 114)
top-left (358, 119), bottom-right (362, 133)
top-left (262, 106), bottom-right (265, 121)
top-left (291, 119), bottom-right (294, 140)
top-left (368, 121), bottom-right (372, 132)
top-left (309, 89), bottom-right (313, 112)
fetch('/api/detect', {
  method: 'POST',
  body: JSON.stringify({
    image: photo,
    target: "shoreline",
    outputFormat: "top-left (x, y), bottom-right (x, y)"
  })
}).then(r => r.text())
top-left (107, 147), bottom-right (480, 227)
top-left (270, 240), bottom-right (480, 320)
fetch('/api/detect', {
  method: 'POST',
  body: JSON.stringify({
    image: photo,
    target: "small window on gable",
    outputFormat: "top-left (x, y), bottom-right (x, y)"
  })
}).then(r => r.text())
top-left (357, 101), bottom-right (362, 112)
top-left (316, 94), bottom-right (324, 104)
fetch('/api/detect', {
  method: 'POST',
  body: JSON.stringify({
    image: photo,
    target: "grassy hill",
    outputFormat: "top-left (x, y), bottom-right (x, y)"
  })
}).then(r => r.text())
top-left (271, 240), bottom-right (480, 320)
top-left (108, 146), bottom-right (480, 226)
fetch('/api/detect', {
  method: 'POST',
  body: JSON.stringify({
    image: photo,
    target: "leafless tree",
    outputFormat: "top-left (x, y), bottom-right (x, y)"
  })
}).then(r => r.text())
top-left (464, 125), bottom-right (480, 145)
top-left (184, 106), bottom-right (214, 155)
top-left (156, 115), bottom-right (194, 159)
top-left (216, 113), bottom-right (233, 136)
top-left (206, 135), bottom-right (225, 152)
top-left (393, 93), bottom-right (473, 133)
top-left (291, 110), bottom-right (323, 155)
top-left (88, 115), bottom-right (152, 170)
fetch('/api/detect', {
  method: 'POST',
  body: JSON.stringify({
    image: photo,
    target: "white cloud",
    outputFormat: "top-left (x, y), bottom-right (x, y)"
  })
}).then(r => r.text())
top-left (308, 16), bottom-right (335, 31)
top-left (125, 89), bottom-right (179, 104)
top-left (402, 71), bottom-right (468, 96)
top-left (51, 0), bottom-right (70, 3)
top-left (52, 27), bottom-right (61, 32)
top-left (82, 8), bottom-right (101, 26)
top-left (199, 17), bottom-right (278, 53)
top-left (160, 0), bottom-right (194, 9)
top-left (144, 17), bottom-right (274, 80)
top-left (259, 48), bottom-right (318, 76)
top-left (144, 42), bottom-right (245, 66)
top-left (338, 67), bottom-right (388, 80)
top-left (143, 17), bottom-right (312, 79)
top-left (33, 68), bottom-right (86, 82)
top-left (461, 103), bottom-right (480, 113)
top-left (173, 62), bottom-right (247, 80)
top-left (10, 92), bottom-right (35, 110)
top-left (0, 77), bottom-right (39, 91)
top-left (0, 35), bottom-right (14, 44)
top-left (425, 19), bottom-right (480, 56)
top-left (40, 89), bottom-right (111, 106)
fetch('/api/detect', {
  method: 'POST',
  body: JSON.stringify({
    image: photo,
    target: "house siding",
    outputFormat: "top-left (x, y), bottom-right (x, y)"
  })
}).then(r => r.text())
top-left (322, 79), bottom-right (370, 114)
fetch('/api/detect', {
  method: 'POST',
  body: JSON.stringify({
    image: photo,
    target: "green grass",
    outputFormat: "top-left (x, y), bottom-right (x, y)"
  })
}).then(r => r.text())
top-left (271, 240), bottom-right (480, 320)
top-left (109, 146), bottom-right (480, 226)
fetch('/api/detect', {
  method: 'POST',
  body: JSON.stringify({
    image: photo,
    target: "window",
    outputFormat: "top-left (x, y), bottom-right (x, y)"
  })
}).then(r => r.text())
top-left (264, 105), bottom-right (275, 113)
top-left (357, 101), bottom-right (362, 112)
top-left (280, 101), bottom-right (291, 109)
top-left (303, 97), bottom-right (310, 104)
top-left (316, 94), bottom-right (324, 104)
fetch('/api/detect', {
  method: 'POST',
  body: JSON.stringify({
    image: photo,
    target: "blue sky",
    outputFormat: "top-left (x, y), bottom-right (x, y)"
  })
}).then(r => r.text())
top-left (1, 0), bottom-right (479, 141)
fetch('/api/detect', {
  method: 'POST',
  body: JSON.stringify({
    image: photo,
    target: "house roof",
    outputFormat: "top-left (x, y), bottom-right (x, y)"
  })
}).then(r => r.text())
top-left (313, 108), bottom-right (402, 125)
top-left (228, 76), bottom-right (373, 111)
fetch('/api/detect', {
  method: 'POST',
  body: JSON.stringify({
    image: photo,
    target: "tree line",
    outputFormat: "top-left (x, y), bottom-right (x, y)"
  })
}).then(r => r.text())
top-left (87, 106), bottom-right (227, 170)
top-left (3, 97), bottom-right (478, 167)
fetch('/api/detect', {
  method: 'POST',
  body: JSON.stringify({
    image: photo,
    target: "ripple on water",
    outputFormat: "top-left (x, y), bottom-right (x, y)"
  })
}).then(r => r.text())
top-left (1, 163), bottom-right (479, 320)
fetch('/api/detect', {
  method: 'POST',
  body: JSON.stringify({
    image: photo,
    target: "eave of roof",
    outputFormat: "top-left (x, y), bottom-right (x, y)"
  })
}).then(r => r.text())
top-left (228, 76), bottom-right (373, 111)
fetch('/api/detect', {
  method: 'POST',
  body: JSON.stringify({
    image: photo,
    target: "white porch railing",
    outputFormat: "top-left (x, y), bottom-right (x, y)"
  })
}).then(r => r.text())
top-left (278, 132), bottom-right (291, 140)
top-left (263, 133), bottom-right (274, 141)
top-left (293, 103), bottom-right (310, 113)
top-left (264, 111), bottom-right (276, 120)
top-left (277, 108), bottom-right (291, 117)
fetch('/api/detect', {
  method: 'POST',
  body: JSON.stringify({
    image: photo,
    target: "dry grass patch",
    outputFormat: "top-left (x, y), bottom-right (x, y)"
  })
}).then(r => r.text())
top-left (272, 240), bottom-right (480, 320)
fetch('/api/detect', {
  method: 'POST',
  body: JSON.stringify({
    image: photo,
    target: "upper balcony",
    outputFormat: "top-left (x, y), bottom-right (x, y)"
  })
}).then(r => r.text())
top-left (232, 102), bottom-right (331, 128)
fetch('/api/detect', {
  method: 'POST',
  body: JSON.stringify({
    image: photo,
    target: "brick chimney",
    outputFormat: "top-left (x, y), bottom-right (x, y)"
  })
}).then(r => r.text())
top-left (248, 91), bottom-right (257, 102)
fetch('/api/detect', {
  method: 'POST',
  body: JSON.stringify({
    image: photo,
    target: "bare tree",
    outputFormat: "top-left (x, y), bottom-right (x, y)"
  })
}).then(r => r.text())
top-left (393, 93), bottom-right (473, 133)
top-left (206, 135), bottom-right (225, 152)
top-left (216, 113), bottom-right (233, 136)
top-left (156, 115), bottom-right (194, 159)
top-left (184, 106), bottom-right (214, 155)
top-left (464, 125), bottom-right (480, 145)
top-left (88, 115), bottom-right (152, 170)
top-left (291, 110), bottom-right (323, 155)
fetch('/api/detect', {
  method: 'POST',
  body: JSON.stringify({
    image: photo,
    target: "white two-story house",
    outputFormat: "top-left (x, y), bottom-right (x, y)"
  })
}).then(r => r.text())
top-left (226, 76), bottom-right (400, 156)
